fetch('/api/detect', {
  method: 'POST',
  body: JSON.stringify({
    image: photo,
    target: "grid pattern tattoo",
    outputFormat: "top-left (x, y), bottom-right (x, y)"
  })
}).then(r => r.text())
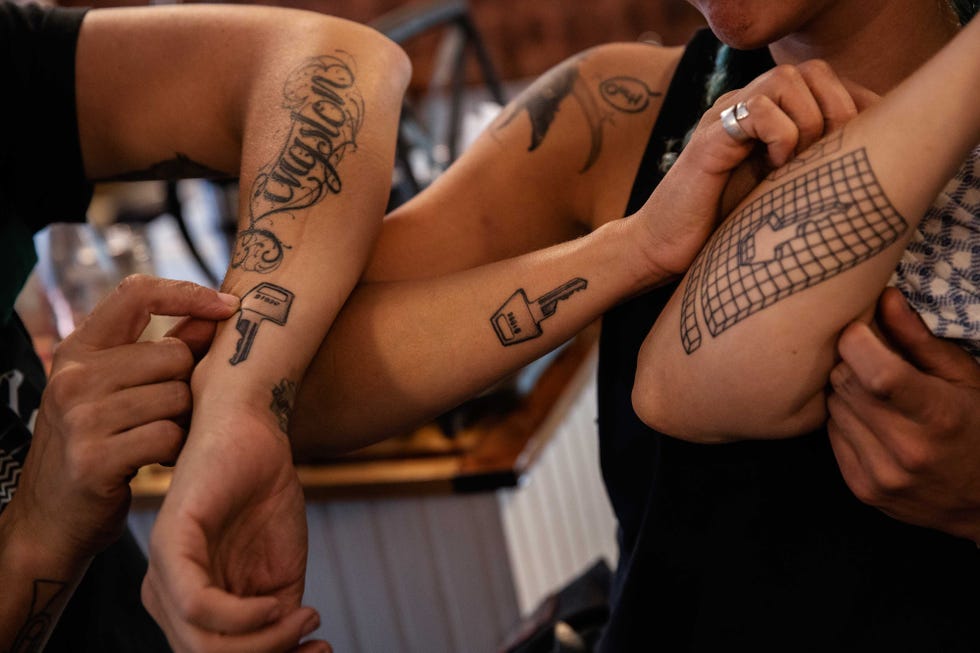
top-left (681, 148), bottom-right (908, 354)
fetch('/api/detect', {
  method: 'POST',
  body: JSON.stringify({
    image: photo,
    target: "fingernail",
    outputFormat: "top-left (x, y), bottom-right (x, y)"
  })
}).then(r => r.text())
top-left (217, 292), bottom-right (240, 308)
top-left (301, 613), bottom-right (321, 637)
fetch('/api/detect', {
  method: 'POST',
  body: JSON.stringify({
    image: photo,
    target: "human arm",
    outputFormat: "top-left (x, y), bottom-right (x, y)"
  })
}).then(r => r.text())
top-left (828, 287), bottom-right (980, 544)
top-left (0, 276), bottom-right (237, 652)
top-left (632, 17), bottom-right (980, 441)
top-left (288, 42), bottom-right (846, 455)
top-left (68, 5), bottom-right (408, 650)
top-left (67, 6), bottom-right (409, 650)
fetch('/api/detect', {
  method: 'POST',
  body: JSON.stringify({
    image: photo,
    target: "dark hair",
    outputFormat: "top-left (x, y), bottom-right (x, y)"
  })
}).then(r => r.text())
top-left (950, 0), bottom-right (979, 24)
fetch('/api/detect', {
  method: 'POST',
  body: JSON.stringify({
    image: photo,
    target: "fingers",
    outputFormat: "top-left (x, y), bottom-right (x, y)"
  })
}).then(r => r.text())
top-left (71, 275), bottom-right (239, 350)
top-left (827, 395), bottom-right (906, 506)
top-left (709, 60), bottom-right (861, 168)
top-left (795, 59), bottom-right (858, 136)
top-left (143, 567), bottom-right (324, 653)
top-left (728, 94), bottom-right (806, 167)
top-left (835, 321), bottom-right (931, 418)
top-left (167, 317), bottom-right (220, 360)
top-left (875, 287), bottom-right (979, 382)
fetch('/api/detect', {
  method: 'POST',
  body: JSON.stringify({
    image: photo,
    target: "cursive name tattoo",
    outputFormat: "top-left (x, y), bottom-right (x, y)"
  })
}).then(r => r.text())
top-left (270, 378), bottom-right (298, 435)
top-left (681, 147), bottom-right (907, 354)
top-left (233, 53), bottom-right (365, 273)
top-left (491, 278), bottom-right (588, 346)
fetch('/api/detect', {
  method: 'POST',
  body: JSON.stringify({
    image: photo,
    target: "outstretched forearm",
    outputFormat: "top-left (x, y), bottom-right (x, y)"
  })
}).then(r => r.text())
top-left (291, 217), bottom-right (656, 454)
top-left (633, 17), bottom-right (980, 440)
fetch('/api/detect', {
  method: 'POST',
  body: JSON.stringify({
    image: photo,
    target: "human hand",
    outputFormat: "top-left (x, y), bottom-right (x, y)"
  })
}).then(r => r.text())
top-left (828, 287), bottom-right (980, 544)
top-left (142, 393), bottom-right (331, 653)
top-left (5, 274), bottom-right (239, 567)
top-left (632, 60), bottom-right (873, 277)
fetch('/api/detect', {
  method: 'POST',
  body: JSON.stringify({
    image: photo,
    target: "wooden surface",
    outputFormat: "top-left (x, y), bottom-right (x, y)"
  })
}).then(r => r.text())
top-left (130, 326), bottom-right (599, 508)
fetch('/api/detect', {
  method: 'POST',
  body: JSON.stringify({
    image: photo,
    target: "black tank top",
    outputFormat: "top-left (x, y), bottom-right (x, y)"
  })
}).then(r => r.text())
top-left (595, 29), bottom-right (980, 652)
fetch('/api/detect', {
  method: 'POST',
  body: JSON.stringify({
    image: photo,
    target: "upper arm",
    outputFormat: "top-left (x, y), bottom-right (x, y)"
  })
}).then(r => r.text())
top-left (75, 5), bottom-right (409, 181)
top-left (364, 42), bottom-right (684, 281)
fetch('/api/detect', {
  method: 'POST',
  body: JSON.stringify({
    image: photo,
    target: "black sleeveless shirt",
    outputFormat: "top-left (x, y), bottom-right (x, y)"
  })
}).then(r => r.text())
top-left (595, 29), bottom-right (980, 652)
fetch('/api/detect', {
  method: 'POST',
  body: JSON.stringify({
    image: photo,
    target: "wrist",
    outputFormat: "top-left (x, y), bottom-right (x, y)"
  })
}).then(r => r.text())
top-left (0, 499), bottom-right (92, 582)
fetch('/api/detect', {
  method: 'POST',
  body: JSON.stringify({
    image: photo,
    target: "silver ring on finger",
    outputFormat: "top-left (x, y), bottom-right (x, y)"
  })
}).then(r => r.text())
top-left (720, 101), bottom-right (751, 143)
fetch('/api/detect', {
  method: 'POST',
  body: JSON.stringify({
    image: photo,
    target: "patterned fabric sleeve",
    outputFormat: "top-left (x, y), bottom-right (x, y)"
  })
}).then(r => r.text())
top-left (889, 145), bottom-right (980, 359)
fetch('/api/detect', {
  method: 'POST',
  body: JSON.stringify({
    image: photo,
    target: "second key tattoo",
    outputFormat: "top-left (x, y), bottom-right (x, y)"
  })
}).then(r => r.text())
top-left (229, 283), bottom-right (295, 365)
top-left (491, 278), bottom-right (588, 346)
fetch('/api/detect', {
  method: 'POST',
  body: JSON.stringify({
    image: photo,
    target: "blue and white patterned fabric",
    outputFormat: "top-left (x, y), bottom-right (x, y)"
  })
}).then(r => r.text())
top-left (889, 144), bottom-right (980, 359)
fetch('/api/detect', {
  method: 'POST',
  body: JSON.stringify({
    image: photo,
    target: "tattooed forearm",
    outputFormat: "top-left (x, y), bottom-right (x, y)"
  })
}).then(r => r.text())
top-left (99, 153), bottom-right (232, 182)
top-left (229, 283), bottom-right (295, 365)
top-left (270, 378), bottom-right (298, 435)
top-left (495, 58), bottom-right (659, 173)
top-left (491, 278), bottom-right (588, 345)
top-left (232, 53), bottom-right (365, 273)
top-left (8, 579), bottom-right (67, 653)
top-left (680, 147), bottom-right (907, 354)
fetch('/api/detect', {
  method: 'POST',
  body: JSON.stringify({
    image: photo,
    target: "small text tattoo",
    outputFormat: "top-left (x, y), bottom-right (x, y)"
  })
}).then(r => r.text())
top-left (681, 147), bottom-right (907, 354)
top-left (229, 283), bottom-right (295, 365)
top-left (495, 59), bottom-right (659, 173)
top-left (233, 53), bottom-right (365, 273)
top-left (598, 77), bottom-right (661, 113)
top-left (491, 278), bottom-right (588, 346)
top-left (270, 378), bottom-right (298, 435)
top-left (9, 579), bottom-right (67, 653)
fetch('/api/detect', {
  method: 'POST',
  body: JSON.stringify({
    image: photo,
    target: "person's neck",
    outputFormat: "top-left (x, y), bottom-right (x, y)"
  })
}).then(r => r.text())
top-left (768, 0), bottom-right (961, 95)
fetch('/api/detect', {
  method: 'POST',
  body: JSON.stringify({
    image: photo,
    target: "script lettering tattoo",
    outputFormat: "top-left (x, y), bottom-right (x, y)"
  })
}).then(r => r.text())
top-left (681, 148), bottom-right (907, 354)
top-left (101, 153), bottom-right (231, 181)
top-left (491, 278), bottom-right (588, 346)
top-left (233, 53), bottom-right (365, 273)
top-left (496, 60), bottom-right (658, 173)
top-left (8, 579), bottom-right (67, 653)
top-left (270, 378), bottom-right (298, 435)
top-left (229, 283), bottom-right (295, 365)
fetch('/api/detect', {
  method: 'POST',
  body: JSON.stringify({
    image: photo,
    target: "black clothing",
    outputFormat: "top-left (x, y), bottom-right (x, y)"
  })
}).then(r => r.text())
top-left (0, 3), bottom-right (170, 650)
top-left (595, 29), bottom-right (980, 652)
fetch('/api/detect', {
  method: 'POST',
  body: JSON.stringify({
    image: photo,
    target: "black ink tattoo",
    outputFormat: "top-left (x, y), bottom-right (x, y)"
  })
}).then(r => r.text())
top-left (229, 283), bottom-right (295, 365)
top-left (767, 128), bottom-right (844, 181)
top-left (270, 378), bottom-right (298, 435)
top-left (232, 53), bottom-right (364, 273)
top-left (9, 579), bottom-right (67, 653)
top-left (491, 278), bottom-right (588, 346)
top-left (100, 153), bottom-right (231, 182)
top-left (681, 148), bottom-right (907, 354)
top-left (599, 76), bottom-right (661, 113)
top-left (496, 63), bottom-right (660, 172)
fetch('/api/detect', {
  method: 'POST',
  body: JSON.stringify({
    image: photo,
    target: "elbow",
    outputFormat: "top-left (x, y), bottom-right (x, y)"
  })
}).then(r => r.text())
top-left (631, 363), bottom-right (698, 440)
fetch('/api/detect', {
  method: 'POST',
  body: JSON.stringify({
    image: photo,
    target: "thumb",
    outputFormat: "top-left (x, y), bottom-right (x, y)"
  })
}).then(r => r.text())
top-left (876, 287), bottom-right (974, 381)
